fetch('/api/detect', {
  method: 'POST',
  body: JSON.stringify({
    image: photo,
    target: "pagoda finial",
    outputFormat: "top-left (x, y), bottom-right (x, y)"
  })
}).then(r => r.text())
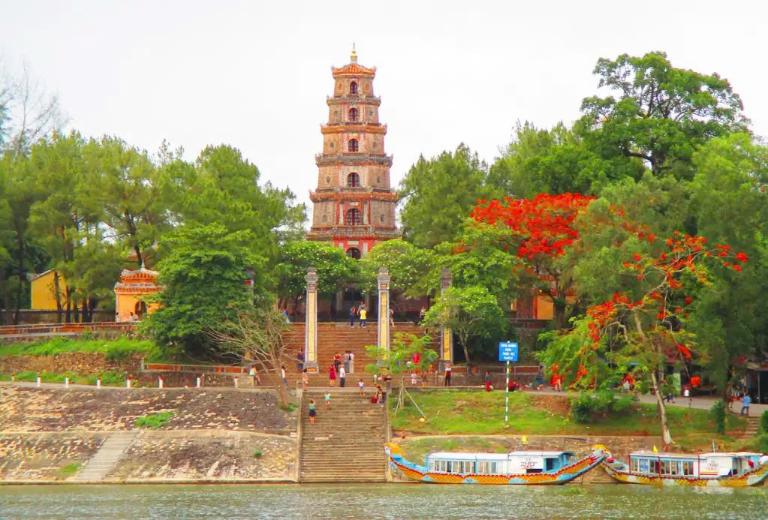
top-left (350, 42), bottom-right (357, 63)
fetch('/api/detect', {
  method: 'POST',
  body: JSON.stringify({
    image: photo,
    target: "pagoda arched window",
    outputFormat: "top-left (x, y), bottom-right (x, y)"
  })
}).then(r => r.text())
top-left (347, 172), bottom-right (360, 187)
top-left (345, 208), bottom-right (362, 226)
top-left (350, 81), bottom-right (358, 95)
top-left (346, 247), bottom-right (361, 259)
top-left (348, 139), bottom-right (359, 152)
top-left (348, 108), bottom-right (358, 122)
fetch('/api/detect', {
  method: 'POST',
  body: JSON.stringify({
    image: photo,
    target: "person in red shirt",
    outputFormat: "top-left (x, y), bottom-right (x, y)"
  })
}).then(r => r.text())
top-left (328, 364), bottom-right (337, 386)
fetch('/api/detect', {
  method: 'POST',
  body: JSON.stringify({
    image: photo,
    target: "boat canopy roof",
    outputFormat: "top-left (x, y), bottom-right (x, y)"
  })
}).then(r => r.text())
top-left (630, 451), bottom-right (762, 459)
top-left (428, 451), bottom-right (573, 460)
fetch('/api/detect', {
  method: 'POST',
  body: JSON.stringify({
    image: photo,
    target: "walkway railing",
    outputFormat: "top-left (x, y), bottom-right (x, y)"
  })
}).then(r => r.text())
top-left (0, 321), bottom-right (135, 337)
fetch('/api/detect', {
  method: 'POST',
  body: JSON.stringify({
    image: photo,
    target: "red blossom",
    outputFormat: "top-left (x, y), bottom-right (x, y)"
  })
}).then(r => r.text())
top-left (735, 252), bottom-right (749, 263)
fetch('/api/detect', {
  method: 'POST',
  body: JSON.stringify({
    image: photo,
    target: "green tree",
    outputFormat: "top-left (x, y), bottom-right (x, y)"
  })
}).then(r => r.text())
top-left (423, 286), bottom-right (505, 364)
top-left (579, 51), bottom-right (747, 180)
top-left (82, 137), bottom-right (168, 268)
top-left (144, 224), bottom-right (266, 356)
top-left (487, 121), bottom-right (628, 198)
top-left (364, 332), bottom-right (437, 412)
top-left (359, 239), bottom-right (435, 297)
top-left (276, 241), bottom-right (358, 308)
top-left (399, 144), bottom-right (488, 248)
top-left (688, 133), bottom-right (768, 399)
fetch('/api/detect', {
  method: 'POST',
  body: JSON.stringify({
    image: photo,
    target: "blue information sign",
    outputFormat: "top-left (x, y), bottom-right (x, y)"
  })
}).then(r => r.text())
top-left (498, 341), bottom-right (519, 362)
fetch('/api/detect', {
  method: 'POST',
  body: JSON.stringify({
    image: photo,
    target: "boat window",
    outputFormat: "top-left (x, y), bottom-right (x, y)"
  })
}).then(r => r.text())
top-left (545, 458), bottom-right (556, 471)
top-left (661, 460), bottom-right (671, 475)
top-left (633, 458), bottom-right (650, 473)
top-left (682, 460), bottom-right (694, 476)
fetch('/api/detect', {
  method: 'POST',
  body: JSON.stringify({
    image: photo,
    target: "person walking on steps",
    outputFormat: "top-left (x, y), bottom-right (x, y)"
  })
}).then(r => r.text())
top-left (308, 399), bottom-right (317, 424)
top-left (349, 305), bottom-right (357, 327)
top-left (339, 365), bottom-right (346, 388)
top-left (359, 305), bottom-right (367, 327)
top-left (741, 393), bottom-right (752, 416)
top-left (444, 364), bottom-right (452, 387)
top-left (328, 364), bottom-right (337, 386)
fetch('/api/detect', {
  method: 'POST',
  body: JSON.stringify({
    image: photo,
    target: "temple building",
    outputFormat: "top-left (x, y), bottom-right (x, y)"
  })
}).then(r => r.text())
top-left (307, 47), bottom-right (399, 257)
top-left (114, 264), bottom-right (162, 322)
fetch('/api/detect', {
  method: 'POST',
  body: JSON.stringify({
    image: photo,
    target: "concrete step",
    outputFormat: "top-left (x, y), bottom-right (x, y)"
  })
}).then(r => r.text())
top-left (71, 431), bottom-right (138, 481)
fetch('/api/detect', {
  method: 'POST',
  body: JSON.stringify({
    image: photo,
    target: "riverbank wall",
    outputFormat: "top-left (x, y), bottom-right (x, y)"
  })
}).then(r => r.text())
top-left (0, 385), bottom-right (298, 484)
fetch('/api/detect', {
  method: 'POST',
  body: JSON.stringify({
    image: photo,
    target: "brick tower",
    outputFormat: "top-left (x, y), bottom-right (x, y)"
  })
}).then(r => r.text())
top-left (307, 47), bottom-right (399, 258)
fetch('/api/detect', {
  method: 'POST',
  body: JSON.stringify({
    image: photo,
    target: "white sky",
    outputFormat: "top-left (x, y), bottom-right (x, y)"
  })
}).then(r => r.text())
top-left (2, 1), bottom-right (767, 220)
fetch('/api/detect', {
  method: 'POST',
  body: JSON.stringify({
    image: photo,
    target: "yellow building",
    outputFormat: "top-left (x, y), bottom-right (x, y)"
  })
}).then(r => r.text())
top-left (114, 265), bottom-right (162, 322)
top-left (30, 269), bottom-right (67, 311)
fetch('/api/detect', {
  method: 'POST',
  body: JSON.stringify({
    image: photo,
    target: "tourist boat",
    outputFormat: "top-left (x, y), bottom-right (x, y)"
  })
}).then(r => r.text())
top-left (602, 450), bottom-right (768, 487)
top-left (385, 444), bottom-right (607, 485)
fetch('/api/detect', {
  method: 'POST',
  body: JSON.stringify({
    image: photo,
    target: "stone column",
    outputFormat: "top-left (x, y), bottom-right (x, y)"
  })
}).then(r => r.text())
top-left (377, 267), bottom-right (391, 355)
top-left (439, 268), bottom-right (453, 371)
top-left (304, 267), bottom-right (319, 373)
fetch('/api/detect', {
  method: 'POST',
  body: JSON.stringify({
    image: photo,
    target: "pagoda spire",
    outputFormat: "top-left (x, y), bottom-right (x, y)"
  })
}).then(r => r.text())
top-left (350, 42), bottom-right (357, 63)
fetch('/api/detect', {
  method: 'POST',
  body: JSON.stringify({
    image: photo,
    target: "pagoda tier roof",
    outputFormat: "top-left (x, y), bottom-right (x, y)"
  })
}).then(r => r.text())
top-left (327, 96), bottom-right (381, 106)
top-left (309, 190), bottom-right (398, 203)
top-left (321, 123), bottom-right (387, 135)
top-left (332, 62), bottom-right (376, 77)
top-left (315, 153), bottom-right (392, 167)
top-left (307, 226), bottom-right (400, 241)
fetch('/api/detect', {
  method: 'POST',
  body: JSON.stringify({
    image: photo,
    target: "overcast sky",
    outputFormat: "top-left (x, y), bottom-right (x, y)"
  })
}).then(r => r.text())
top-left (2, 1), bottom-right (767, 218)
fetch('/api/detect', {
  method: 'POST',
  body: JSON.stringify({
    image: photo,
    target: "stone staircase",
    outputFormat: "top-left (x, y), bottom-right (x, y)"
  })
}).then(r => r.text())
top-left (283, 322), bottom-right (433, 386)
top-left (742, 416), bottom-right (760, 438)
top-left (299, 388), bottom-right (388, 482)
top-left (71, 431), bottom-right (138, 481)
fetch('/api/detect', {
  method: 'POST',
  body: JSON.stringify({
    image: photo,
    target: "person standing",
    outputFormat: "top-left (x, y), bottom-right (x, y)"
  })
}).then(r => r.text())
top-left (308, 399), bottom-right (317, 424)
top-left (301, 368), bottom-right (309, 389)
top-left (324, 391), bottom-right (332, 409)
top-left (339, 365), bottom-right (347, 388)
top-left (359, 306), bottom-right (367, 327)
top-left (444, 364), bottom-right (452, 387)
top-left (484, 370), bottom-right (492, 392)
top-left (296, 351), bottom-right (305, 372)
top-left (333, 352), bottom-right (342, 373)
top-left (348, 351), bottom-right (355, 374)
top-left (344, 351), bottom-right (351, 374)
top-left (328, 364), bottom-right (337, 386)
top-left (280, 364), bottom-right (288, 387)
top-left (358, 378), bottom-right (365, 398)
top-left (741, 393), bottom-right (752, 416)
top-left (349, 305), bottom-right (357, 327)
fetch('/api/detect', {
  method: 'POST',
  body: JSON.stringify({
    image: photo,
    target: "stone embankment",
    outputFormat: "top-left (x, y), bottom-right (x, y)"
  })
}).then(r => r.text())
top-left (0, 385), bottom-right (298, 483)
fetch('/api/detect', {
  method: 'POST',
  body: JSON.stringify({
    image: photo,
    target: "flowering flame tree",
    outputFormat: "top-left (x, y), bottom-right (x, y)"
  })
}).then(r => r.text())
top-left (471, 193), bottom-right (594, 327)
top-left (572, 232), bottom-right (746, 445)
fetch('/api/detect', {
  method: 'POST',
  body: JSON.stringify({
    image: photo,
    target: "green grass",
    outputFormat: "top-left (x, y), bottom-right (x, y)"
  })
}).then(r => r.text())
top-left (57, 462), bottom-right (81, 478)
top-left (0, 337), bottom-right (164, 361)
top-left (390, 390), bottom-right (746, 449)
top-left (253, 449), bottom-right (263, 458)
top-left (134, 411), bottom-right (174, 429)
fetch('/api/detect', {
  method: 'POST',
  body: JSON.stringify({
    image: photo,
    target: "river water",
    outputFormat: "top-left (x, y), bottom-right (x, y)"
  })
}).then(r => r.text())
top-left (1, 483), bottom-right (766, 519)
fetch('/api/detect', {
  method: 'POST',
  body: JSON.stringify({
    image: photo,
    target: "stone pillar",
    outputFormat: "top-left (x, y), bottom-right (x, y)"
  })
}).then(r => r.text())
top-left (304, 268), bottom-right (319, 373)
top-left (439, 268), bottom-right (453, 371)
top-left (377, 267), bottom-right (391, 355)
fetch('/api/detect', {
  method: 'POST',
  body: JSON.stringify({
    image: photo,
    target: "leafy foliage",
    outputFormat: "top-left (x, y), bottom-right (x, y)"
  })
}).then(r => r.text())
top-left (134, 411), bottom-right (174, 429)
top-left (144, 224), bottom-right (263, 355)
top-left (399, 144), bottom-right (488, 248)
top-left (579, 51), bottom-right (747, 179)
top-left (277, 241), bottom-right (358, 304)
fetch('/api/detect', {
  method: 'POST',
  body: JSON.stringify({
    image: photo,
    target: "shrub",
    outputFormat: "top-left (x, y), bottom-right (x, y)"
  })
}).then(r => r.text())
top-left (570, 390), bottom-right (632, 424)
top-left (253, 449), bottom-right (263, 458)
top-left (134, 411), bottom-right (174, 429)
top-left (710, 400), bottom-right (726, 434)
top-left (761, 410), bottom-right (768, 434)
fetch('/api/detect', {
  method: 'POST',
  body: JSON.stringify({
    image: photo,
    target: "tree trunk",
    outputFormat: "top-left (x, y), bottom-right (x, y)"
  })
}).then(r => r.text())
top-left (53, 271), bottom-right (63, 323)
top-left (651, 370), bottom-right (673, 446)
top-left (133, 244), bottom-right (143, 268)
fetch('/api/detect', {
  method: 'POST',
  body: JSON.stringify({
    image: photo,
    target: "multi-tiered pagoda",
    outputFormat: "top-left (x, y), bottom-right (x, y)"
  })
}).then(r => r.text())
top-left (307, 47), bottom-right (399, 257)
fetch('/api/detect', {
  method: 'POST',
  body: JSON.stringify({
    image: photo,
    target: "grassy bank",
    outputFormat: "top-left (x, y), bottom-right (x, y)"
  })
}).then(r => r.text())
top-left (0, 337), bottom-right (163, 361)
top-left (390, 390), bottom-right (746, 449)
